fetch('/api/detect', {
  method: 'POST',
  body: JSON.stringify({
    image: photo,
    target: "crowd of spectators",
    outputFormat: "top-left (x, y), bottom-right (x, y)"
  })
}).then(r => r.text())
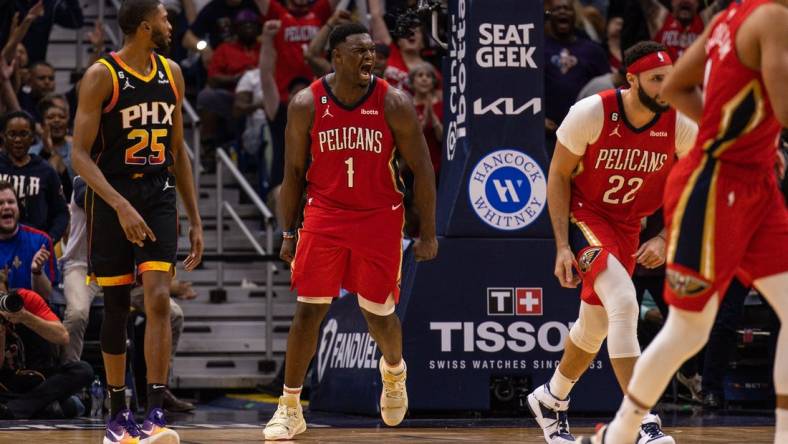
top-left (0, 0), bottom-right (782, 420)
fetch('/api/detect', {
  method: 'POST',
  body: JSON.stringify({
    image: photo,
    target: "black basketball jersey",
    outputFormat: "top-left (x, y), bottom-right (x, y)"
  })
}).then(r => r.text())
top-left (92, 52), bottom-right (179, 177)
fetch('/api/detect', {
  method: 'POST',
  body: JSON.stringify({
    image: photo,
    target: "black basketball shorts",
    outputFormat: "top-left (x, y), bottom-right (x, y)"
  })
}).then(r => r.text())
top-left (86, 171), bottom-right (178, 286)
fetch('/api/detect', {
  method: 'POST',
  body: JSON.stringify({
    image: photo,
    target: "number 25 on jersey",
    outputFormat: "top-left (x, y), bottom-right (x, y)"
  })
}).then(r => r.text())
top-left (125, 129), bottom-right (167, 165)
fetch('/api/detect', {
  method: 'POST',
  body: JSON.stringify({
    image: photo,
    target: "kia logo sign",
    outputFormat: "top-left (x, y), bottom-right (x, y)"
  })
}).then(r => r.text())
top-left (473, 97), bottom-right (542, 116)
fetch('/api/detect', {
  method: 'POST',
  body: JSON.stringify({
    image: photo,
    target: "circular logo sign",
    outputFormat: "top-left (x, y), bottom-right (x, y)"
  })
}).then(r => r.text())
top-left (468, 149), bottom-right (547, 230)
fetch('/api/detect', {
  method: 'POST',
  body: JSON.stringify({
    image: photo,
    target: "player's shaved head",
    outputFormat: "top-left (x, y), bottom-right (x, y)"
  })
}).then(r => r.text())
top-left (119, 0), bottom-right (163, 36)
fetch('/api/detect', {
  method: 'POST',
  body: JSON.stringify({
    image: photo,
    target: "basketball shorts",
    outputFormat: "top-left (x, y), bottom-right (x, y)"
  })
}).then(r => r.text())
top-left (291, 203), bottom-right (405, 305)
top-left (664, 156), bottom-right (788, 311)
top-left (87, 171), bottom-right (178, 286)
top-left (569, 207), bottom-right (640, 306)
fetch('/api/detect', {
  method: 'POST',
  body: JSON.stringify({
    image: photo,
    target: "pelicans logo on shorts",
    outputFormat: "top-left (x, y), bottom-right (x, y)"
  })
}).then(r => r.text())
top-left (468, 148), bottom-right (547, 230)
top-left (666, 269), bottom-right (711, 297)
top-left (578, 247), bottom-right (602, 273)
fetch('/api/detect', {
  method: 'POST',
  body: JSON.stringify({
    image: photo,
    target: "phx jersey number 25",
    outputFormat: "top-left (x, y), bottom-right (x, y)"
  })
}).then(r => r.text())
top-left (119, 101), bottom-right (175, 166)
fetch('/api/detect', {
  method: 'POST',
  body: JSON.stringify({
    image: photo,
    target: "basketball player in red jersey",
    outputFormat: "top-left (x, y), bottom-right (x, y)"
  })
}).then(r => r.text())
top-left (529, 42), bottom-right (698, 444)
top-left (262, 23), bottom-right (437, 440)
top-left (639, 0), bottom-right (726, 60)
top-left (587, 1), bottom-right (788, 443)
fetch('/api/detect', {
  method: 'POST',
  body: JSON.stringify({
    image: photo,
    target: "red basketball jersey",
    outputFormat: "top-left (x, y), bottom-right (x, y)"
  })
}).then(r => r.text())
top-left (654, 13), bottom-right (705, 60)
top-left (693, 0), bottom-right (781, 170)
top-left (307, 76), bottom-right (403, 210)
top-left (571, 89), bottom-right (677, 223)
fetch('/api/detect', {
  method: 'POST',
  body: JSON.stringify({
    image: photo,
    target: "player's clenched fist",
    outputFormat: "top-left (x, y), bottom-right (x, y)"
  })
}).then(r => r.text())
top-left (554, 245), bottom-right (580, 288)
top-left (280, 238), bottom-right (296, 264)
top-left (413, 237), bottom-right (438, 262)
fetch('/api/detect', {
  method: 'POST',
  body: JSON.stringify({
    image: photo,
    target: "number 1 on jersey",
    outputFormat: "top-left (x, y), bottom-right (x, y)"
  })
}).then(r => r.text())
top-left (345, 157), bottom-right (354, 188)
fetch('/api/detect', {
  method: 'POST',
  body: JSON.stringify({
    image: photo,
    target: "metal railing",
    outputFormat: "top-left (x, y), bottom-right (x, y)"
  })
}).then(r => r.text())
top-left (215, 148), bottom-right (277, 362)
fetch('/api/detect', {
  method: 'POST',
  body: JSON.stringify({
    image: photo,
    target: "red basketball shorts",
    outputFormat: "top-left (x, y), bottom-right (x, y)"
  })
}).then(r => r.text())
top-left (663, 155), bottom-right (788, 311)
top-left (290, 203), bottom-right (405, 305)
top-left (568, 207), bottom-right (640, 306)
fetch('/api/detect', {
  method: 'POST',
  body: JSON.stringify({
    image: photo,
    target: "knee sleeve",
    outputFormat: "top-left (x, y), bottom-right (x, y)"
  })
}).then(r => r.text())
top-left (628, 297), bottom-right (719, 407)
top-left (754, 272), bottom-right (788, 394)
top-left (101, 285), bottom-right (131, 355)
top-left (569, 302), bottom-right (608, 354)
top-left (594, 254), bottom-right (640, 358)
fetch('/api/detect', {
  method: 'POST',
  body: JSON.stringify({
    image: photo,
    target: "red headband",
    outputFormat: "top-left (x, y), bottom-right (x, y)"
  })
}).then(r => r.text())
top-left (627, 51), bottom-right (672, 75)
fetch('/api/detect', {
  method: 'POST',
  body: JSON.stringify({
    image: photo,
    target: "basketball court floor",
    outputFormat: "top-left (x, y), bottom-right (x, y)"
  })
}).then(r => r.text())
top-left (0, 396), bottom-right (775, 443)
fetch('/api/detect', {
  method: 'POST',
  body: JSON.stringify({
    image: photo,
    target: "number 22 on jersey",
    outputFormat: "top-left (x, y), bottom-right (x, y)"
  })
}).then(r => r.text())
top-left (603, 175), bottom-right (644, 204)
top-left (125, 129), bottom-right (167, 165)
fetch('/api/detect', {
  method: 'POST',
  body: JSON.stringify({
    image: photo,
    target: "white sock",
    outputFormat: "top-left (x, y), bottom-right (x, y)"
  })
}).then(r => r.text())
top-left (607, 396), bottom-right (647, 442)
top-left (776, 408), bottom-right (788, 444)
top-left (548, 369), bottom-right (576, 400)
top-left (382, 358), bottom-right (405, 375)
top-left (282, 385), bottom-right (302, 401)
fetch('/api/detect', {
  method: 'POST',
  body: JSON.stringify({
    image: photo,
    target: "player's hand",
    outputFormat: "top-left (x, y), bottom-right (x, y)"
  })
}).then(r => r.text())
top-left (413, 236), bottom-right (438, 262)
top-left (30, 244), bottom-right (49, 274)
top-left (183, 225), bottom-right (203, 271)
top-left (555, 245), bottom-right (580, 288)
top-left (634, 235), bottom-right (666, 269)
top-left (776, 149), bottom-right (787, 181)
top-left (280, 238), bottom-right (296, 264)
top-left (116, 201), bottom-right (156, 247)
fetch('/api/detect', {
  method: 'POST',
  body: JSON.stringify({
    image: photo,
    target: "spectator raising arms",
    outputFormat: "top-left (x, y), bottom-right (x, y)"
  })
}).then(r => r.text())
top-left (255, 0), bottom-right (337, 103)
top-left (305, 9), bottom-right (353, 78)
top-left (0, 111), bottom-right (69, 243)
top-left (29, 99), bottom-right (74, 200)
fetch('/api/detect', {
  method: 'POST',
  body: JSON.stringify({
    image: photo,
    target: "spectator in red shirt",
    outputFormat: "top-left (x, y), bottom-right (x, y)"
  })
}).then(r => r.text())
top-left (410, 63), bottom-right (442, 180)
top-left (196, 8), bottom-right (262, 169)
top-left (255, 0), bottom-right (337, 103)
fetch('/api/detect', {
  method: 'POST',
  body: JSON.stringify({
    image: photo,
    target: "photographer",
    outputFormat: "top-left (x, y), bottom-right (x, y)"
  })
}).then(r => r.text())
top-left (0, 273), bottom-right (92, 419)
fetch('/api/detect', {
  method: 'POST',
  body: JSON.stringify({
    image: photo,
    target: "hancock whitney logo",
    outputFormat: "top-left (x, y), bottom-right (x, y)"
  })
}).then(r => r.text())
top-left (468, 149), bottom-right (547, 230)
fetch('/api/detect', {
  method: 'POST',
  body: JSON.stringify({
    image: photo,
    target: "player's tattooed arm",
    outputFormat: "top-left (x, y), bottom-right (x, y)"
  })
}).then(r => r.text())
top-left (385, 86), bottom-right (438, 262)
top-left (660, 23), bottom-right (713, 123)
top-left (167, 58), bottom-right (203, 271)
top-left (547, 141), bottom-right (582, 288)
top-left (278, 87), bottom-right (314, 263)
top-left (72, 63), bottom-right (154, 247)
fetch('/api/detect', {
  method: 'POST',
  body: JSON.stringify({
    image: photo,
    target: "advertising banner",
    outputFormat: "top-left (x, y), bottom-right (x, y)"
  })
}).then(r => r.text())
top-left (311, 240), bottom-right (621, 414)
top-left (439, 0), bottom-right (551, 238)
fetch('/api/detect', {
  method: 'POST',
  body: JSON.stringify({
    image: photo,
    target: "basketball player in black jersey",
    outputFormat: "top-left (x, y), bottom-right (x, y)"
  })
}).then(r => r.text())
top-left (72, 1), bottom-right (202, 443)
